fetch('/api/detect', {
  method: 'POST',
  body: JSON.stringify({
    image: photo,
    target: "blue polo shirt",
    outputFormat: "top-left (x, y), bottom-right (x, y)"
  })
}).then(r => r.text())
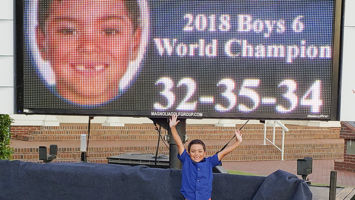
top-left (177, 150), bottom-right (221, 200)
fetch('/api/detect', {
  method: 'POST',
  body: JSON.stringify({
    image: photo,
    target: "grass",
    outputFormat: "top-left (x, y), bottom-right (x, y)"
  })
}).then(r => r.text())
top-left (309, 183), bottom-right (329, 187)
top-left (309, 183), bottom-right (346, 188)
top-left (228, 170), bottom-right (264, 176)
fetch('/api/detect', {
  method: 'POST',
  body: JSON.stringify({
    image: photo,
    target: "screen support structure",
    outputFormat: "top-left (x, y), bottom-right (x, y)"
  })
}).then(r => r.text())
top-left (150, 118), bottom-right (186, 169)
top-left (81, 116), bottom-right (94, 162)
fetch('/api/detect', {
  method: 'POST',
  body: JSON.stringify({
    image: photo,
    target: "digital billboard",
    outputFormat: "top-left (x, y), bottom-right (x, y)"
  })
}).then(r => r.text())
top-left (15, 0), bottom-right (343, 120)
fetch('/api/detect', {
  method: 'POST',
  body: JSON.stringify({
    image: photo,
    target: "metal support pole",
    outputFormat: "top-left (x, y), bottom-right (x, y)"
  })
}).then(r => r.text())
top-left (281, 130), bottom-right (285, 160)
top-left (263, 122), bottom-right (267, 145)
top-left (82, 116), bottom-right (93, 162)
top-left (168, 118), bottom-right (186, 169)
top-left (329, 170), bottom-right (337, 200)
top-left (272, 121), bottom-right (276, 144)
top-left (80, 134), bottom-right (87, 162)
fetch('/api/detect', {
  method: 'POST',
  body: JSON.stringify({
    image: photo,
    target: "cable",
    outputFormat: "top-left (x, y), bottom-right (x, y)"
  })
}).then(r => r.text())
top-left (216, 120), bottom-right (249, 154)
top-left (154, 123), bottom-right (169, 149)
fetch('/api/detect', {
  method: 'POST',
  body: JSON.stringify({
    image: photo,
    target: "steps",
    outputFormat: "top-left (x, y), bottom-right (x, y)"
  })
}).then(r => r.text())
top-left (10, 123), bottom-right (344, 163)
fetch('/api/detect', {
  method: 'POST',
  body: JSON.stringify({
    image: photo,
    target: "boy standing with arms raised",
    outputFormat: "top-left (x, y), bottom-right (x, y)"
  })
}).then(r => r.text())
top-left (169, 115), bottom-right (243, 200)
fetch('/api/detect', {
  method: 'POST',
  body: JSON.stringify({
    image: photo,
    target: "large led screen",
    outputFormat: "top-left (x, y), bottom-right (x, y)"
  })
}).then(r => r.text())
top-left (16, 0), bottom-right (342, 120)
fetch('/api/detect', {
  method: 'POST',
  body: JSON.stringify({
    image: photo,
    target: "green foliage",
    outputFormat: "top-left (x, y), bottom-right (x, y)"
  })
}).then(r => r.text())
top-left (228, 170), bottom-right (263, 176)
top-left (0, 114), bottom-right (13, 160)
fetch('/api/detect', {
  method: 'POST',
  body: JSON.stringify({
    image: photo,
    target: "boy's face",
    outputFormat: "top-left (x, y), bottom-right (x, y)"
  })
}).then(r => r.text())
top-left (36, 0), bottom-right (141, 105)
top-left (188, 144), bottom-right (207, 163)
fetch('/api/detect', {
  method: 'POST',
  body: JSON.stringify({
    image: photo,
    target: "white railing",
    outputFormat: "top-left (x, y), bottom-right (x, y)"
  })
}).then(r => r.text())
top-left (263, 120), bottom-right (289, 160)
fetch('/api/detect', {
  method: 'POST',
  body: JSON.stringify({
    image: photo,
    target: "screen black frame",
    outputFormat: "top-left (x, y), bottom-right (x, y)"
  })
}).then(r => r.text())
top-left (14, 0), bottom-right (343, 120)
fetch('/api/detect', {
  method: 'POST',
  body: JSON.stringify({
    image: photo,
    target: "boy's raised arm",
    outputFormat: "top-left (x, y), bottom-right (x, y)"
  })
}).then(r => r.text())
top-left (217, 130), bottom-right (243, 161)
top-left (169, 115), bottom-right (185, 155)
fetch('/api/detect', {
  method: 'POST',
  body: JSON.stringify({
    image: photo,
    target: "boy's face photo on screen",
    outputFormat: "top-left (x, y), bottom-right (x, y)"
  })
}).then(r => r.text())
top-left (35, 0), bottom-right (143, 106)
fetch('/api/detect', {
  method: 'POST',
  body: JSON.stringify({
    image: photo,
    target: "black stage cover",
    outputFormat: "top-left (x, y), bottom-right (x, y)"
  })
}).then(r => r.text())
top-left (0, 160), bottom-right (311, 200)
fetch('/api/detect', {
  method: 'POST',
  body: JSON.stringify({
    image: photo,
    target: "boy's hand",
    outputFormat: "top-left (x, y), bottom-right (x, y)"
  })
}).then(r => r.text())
top-left (235, 130), bottom-right (242, 143)
top-left (169, 114), bottom-right (180, 128)
top-left (169, 114), bottom-right (184, 155)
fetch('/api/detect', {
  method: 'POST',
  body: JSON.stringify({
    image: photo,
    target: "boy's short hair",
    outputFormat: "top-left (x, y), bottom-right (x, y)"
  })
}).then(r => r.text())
top-left (37, 0), bottom-right (141, 32)
top-left (187, 139), bottom-right (206, 152)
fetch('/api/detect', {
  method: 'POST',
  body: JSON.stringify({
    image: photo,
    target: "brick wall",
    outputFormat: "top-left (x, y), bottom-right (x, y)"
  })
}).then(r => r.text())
top-left (334, 122), bottom-right (355, 172)
top-left (10, 123), bottom-right (345, 163)
top-left (10, 126), bottom-right (41, 139)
